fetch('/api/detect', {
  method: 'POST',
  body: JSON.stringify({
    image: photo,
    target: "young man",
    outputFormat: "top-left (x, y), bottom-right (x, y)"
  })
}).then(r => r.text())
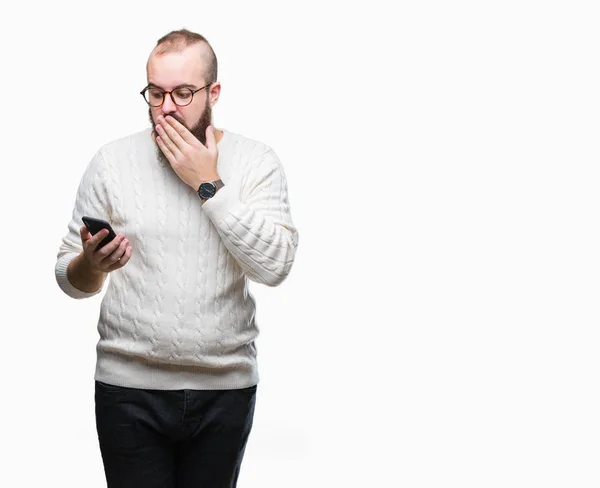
top-left (55, 29), bottom-right (298, 488)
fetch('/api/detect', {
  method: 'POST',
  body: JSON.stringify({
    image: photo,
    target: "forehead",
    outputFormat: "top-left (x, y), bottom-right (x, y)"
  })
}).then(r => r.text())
top-left (147, 44), bottom-right (207, 88)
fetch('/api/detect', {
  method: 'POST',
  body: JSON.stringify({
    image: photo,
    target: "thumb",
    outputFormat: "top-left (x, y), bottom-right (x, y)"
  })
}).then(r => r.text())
top-left (80, 225), bottom-right (91, 241)
top-left (206, 125), bottom-right (217, 151)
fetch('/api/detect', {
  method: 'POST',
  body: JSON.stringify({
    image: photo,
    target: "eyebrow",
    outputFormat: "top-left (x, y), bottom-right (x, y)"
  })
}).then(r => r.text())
top-left (147, 82), bottom-right (198, 91)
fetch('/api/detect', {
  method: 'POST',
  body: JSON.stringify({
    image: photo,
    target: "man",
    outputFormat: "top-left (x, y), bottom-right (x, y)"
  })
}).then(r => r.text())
top-left (54, 29), bottom-right (298, 488)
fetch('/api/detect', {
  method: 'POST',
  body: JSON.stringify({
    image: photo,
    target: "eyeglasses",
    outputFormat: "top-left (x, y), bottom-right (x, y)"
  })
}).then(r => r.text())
top-left (140, 82), bottom-right (213, 107)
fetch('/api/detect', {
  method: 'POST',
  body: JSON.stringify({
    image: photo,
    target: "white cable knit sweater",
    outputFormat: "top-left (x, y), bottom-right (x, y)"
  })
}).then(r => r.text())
top-left (55, 127), bottom-right (298, 390)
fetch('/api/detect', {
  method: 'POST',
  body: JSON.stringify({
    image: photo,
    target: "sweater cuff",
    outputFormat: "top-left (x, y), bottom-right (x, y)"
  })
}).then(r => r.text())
top-left (55, 253), bottom-right (105, 299)
top-left (201, 183), bottom-right (240, 224)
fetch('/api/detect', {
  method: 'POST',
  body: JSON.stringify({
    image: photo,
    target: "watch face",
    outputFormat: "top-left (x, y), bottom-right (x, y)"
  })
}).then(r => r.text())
top-left (199, 182), bottom-right (216, 199)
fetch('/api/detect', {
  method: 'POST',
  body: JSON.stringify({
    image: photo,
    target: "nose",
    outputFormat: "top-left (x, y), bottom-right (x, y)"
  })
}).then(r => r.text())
top-left (161, 93), bottom-right (177, 115)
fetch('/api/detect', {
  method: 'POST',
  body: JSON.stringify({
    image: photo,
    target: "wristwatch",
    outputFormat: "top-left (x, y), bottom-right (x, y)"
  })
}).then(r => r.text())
top-left (197, 179), bottom-right (224, 200)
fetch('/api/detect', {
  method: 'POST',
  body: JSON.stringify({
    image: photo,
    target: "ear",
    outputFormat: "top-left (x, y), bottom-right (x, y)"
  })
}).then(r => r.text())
top-left (208, 82), bottom-right (222, 107)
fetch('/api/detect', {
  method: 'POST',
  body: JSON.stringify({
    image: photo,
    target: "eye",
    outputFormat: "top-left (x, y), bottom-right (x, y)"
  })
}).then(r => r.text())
top-left (174, 89), bottom-right (192, 99)
top-left (149, 89), bottom-right (164, 99)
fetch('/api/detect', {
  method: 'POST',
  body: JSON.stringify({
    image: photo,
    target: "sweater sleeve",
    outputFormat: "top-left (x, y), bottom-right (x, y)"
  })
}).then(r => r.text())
top-left (55, 149), bottom-right (112, 299)
top-left (202, 148), bottom-right (299, 287)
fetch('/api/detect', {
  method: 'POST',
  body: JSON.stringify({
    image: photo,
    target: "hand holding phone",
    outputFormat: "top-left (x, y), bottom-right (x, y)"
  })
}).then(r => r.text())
top-left (82, 216), bottom-right (117, 249)
top-left (80, 216), bottom-right (132, 273)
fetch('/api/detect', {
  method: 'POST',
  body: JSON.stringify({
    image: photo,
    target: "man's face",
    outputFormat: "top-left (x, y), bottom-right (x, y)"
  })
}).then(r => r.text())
top-left (146, 44), bottom-right (216, 163)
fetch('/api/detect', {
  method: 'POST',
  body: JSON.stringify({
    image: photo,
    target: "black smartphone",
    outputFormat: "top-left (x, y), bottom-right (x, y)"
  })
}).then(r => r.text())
top-left (82, 216), bottom-right (117, 249)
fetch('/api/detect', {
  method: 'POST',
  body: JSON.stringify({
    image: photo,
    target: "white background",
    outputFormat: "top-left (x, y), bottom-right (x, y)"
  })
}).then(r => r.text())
top-left (1, 0), bottom-right (599, 486)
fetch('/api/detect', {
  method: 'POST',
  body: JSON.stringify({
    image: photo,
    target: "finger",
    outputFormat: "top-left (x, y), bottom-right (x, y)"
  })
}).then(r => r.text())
top-left (164, 115), bottom-right (198, 146)
top-left (80, 225), bottom-right (91, 240)
top-left (95, 233), bottom-right (124, 259)
top-left (158, 117), bottom-right (189, 152)
top-left (156, 135), bottom-right (176, 164)
top-left (106, 250), bottom-right (130, 272)
top-left (88, 228), bottom-right (110, 247)
top-left (106, 245), bottom-right (132, 272)
top-left (105, 236), bottom-right (129, 264)
top-left (155, 123), bottom-right (183, 158)
top-left (205, 125), bottom-right (217, 152)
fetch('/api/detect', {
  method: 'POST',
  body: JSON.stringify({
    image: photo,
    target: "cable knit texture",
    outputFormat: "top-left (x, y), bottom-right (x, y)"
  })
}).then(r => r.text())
top-left (55, 127), bottom-right (298, 390)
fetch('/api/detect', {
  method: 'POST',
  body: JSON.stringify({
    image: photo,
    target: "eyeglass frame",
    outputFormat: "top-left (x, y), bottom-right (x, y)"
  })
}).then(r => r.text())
top-left (140, 82), bottom-right (214, 107)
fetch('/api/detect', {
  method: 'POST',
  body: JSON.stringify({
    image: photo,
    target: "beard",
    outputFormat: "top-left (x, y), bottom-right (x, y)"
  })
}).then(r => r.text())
top-left (149, 101), bottom-right (212, 167)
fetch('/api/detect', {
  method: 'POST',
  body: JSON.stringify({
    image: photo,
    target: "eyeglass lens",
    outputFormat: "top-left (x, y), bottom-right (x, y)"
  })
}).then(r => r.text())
top-left (144, 87), bottom-right (194, 107)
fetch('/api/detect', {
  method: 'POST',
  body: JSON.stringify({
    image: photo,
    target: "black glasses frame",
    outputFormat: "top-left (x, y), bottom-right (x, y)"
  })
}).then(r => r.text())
top-left (140, 82), bottom-right (213, 107)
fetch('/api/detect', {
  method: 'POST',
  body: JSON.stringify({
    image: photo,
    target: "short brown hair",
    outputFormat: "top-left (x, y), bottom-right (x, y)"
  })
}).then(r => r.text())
top-left (154, 29), bottom-right (218, 85)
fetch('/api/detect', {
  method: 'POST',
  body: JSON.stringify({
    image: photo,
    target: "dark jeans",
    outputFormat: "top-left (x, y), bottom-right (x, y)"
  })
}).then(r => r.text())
top-left (94, 380), bottom-right (257, 488)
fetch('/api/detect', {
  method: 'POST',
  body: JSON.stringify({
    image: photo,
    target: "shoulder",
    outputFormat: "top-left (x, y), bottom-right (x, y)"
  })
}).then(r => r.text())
top-left (221, 129), bottom-right (284, 183)
top-left (222, 128), bottom-right (275, 160)
top-left (97, 128), bottom-right (154, 159)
